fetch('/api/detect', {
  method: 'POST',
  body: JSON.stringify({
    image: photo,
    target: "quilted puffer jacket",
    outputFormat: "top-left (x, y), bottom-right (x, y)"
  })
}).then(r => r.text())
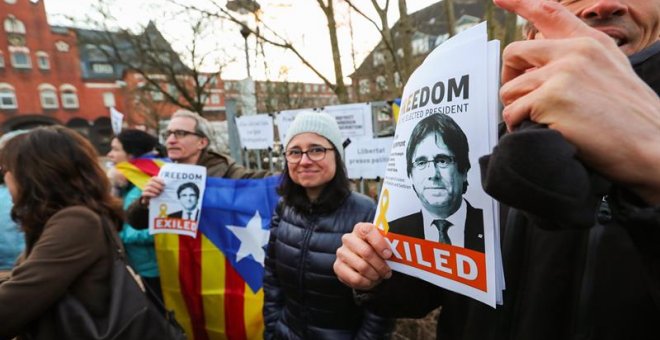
top-left (263, 192), bottom-right (393, 340)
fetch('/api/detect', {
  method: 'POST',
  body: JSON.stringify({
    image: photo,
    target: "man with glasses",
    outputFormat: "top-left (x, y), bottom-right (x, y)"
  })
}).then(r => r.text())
top-left (127, 109), bottom-right (268, 228)
top-left (389, 113), bottom-right (483, 252)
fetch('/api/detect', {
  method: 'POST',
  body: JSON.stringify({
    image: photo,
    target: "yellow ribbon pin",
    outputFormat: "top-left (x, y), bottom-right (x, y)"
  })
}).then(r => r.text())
top-left (374, 188), bottom-right (390, 234)
top-left (159, 204), bottom-right (168, 218)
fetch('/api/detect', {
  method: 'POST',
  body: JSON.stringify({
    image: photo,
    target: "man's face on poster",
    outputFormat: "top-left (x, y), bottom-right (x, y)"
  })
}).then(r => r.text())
top-left (178, 187), bottom-right (199, 212)
top-left (410, 133), bottom-right (466, 219)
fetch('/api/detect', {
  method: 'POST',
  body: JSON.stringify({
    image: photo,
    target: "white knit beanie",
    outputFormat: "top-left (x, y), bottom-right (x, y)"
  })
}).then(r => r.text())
top-left (283, 111), bottom-right (344, 159)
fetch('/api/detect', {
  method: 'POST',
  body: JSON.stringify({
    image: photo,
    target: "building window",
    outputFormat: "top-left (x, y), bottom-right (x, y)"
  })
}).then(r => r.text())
top-left (39, 84), bottom-right (58, 109)
top-left (10, 50), bottom-right (31, 69)
top-left (4, 17), bottom-right (26, 34)
top-left (197, 75), bottom-right (208, 86)
top-left (60, 85), bottom-right (79, 109)
top-left (167, 84), bottom-right (178, 97)
top-left (305, 84), bottom-right (311, 93)
top-left (412, 37), bottom-right (429, 55)
top-left (210, 94), bottom-right (220, 105)
top-left (36, 51), bottom-right (49, 70)
top-left (0, 84), bottom-right (17, 109)
top-left (373, 52), bottom-right (385, 67)
top-left (359, 79), bottom-right (370, 95)
top-left (376, 76), bottom-right (387, 91)
top-left (5, 0), bottom-right (18, 4)
top-left (92, 63), bottom-right (113, 74)
top-left (0, 53), bottom-right (4, 68)
top-left (103, 92), bottom-right (116, 107)
top-left (151, 90), bottom-right (164, 102)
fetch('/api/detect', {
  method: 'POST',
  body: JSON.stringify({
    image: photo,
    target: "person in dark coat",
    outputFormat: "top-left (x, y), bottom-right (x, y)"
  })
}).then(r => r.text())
top-left (263, 111), bottom-right (393, 339)
top-left (389, 113), bottom-right (484, 252)
top-left (334, 0), bottom-right (660, 339)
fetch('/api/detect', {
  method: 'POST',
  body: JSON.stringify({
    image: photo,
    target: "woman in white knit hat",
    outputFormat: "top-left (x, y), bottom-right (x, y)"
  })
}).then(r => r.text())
top-left (263, 111), bottom-right (393, 339)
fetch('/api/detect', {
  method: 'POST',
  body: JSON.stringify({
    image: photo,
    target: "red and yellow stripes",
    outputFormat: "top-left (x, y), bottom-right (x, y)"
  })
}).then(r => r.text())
top-left (155, 233), bottom-right (265, 340)
top-left (115, 159), bottom-right (165, 190)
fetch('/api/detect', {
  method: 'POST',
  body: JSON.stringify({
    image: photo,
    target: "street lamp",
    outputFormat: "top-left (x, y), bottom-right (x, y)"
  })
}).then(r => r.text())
top-left (240, 23), bottom-right (251, 78)
top-left (226, 0), bottom-right (260, 14)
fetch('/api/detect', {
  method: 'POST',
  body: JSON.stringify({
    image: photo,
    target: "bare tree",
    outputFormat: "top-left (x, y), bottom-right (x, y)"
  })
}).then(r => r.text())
top-left (172, 0), bottom-right (351, 103)
top-left (72, 1), bottom-right (230, 124)
top-left (444, 0), bottom-right (456, 37)
top-left (343, 0), bottom-right (416, 90)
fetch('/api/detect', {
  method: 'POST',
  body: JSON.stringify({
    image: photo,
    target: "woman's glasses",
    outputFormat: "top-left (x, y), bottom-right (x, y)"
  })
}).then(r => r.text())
top-left (284, 146), bottom-right (334, 163)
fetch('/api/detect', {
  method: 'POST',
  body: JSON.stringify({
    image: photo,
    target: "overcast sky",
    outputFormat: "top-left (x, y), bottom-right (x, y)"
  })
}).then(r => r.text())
top-left (44, 0), bottom-right (439, 83)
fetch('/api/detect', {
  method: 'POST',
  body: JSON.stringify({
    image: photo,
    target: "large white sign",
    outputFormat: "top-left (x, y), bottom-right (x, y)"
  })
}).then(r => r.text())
top-left (236, 114), bottom-right (274, 150)
top-left (344, 137), bottom-right (392, 180)
top-left (274, 109), bottom-right (304, 145)
top-left (324, 103), bottom-right (373, 139)
top-left (373, 23), bottom-right (502, 307)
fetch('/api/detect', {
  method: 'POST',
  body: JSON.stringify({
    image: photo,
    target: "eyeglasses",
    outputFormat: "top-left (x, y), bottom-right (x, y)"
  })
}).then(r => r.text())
top-left (412, 155), bottom-right (456, 171)
top-left (284, 146), bottom-right (334, 163)
top-left (162, 129), bottom-right (203, 140)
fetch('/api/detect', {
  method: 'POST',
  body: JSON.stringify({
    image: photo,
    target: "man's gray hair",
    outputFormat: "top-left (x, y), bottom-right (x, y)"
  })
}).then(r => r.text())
top-left (171, 109), bottom-right (219, 152)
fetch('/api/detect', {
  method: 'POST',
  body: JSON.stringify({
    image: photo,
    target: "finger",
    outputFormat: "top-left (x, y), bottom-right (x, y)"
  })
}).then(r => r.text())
top-left (336, 244), bottom-right (382, 283)
top-left (494, 0), bottom-right (613, 45)
top-left (353, 223), bottom-right (392, 259)
top-left (502, 78), bottom-right (548, 131)
top-left (341, 233), bottom-right (392, 279)
top-left (500, 64), bottom-right (545, 107)
top-left (333, 258), bottom-right (380, 290)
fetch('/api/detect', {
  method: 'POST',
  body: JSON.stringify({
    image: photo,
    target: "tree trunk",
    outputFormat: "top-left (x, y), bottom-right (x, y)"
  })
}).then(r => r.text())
top-left (444, 0), bottom-right (456, 37)
top-left (397, 0), bottom-right (414, 84)
top-left (318, 0), bottom-right (348, 103)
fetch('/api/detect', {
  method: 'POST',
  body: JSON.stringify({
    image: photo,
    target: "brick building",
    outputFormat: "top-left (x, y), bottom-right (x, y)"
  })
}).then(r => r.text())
top-left (349, 0), bottom-right (500, 103)
top-left (0, 0), bottom-right (116, 145)
top-left (0, 0), bottom-right (224, 153)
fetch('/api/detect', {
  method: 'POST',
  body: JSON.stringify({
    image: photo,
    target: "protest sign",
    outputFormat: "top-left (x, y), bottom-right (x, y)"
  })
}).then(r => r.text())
top-left (374, 23), bottom-right (502, 306)
top-left (236, 114), bottom-right (274, 149)
top-left (323, 103), bottom-right (373, 139)
top-left (344, 137), bottom-right (392, 179)
top-left (110, 107), bottom-right (124, 135)
top-left (149, 163), bottom-right (207, 238)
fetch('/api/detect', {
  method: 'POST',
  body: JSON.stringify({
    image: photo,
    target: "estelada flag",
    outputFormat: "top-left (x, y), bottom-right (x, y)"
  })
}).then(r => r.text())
top-left (116, 159), bottom-right (281, 340)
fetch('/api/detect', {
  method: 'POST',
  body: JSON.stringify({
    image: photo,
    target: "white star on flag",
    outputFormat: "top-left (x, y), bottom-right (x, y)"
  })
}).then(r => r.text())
top-left (226, 210), bottom-right (270, 267)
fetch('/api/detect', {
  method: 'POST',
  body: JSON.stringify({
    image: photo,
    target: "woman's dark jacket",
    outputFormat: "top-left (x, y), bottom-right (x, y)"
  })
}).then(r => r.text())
top-left (360, 42), bottom-right (660, 340)
top-left (264, 191), bottom-right (393, 340)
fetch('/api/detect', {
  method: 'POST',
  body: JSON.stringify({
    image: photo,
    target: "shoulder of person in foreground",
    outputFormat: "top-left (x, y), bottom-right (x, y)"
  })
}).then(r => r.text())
top-left (0, 206), bottom-right (108, 337)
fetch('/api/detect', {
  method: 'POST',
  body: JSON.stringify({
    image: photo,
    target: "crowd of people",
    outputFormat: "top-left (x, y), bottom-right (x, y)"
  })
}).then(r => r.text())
top-left (0, 0), bottom-right (658, 339)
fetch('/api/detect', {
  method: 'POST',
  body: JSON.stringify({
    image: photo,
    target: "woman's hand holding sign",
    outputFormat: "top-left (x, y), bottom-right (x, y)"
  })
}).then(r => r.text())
top-left (496, 0), bottom-right (660, 204)
top-left (334, 223), bottom-right (393, 290)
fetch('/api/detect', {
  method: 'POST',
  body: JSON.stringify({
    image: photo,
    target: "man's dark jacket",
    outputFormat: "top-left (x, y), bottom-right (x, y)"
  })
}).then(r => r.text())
top-left (388, 200), bottom-right (484, 252)
top-left (362, 42), bottom-right (660, 340)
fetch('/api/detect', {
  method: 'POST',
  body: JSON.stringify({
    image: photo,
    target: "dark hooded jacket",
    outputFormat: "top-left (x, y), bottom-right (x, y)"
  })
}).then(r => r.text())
top-left (361, 42), bottom-right (660, 340)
